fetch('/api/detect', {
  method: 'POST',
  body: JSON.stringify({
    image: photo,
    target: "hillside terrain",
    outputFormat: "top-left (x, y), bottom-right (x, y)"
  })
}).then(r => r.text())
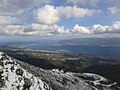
top-left (0, 51), bottom-right (120, 90)
top-left (0, 46), bottom-right (120, 87)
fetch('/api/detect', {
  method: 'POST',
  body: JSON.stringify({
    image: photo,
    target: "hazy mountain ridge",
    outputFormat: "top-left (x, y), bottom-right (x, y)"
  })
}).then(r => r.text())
top-left (54, 38), bottom-right (120, 46)
top-left (0, 51), bottom-right (120, 90)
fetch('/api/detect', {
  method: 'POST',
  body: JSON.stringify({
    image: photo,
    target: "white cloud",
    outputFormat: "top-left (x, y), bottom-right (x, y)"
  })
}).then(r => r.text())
top-left (56, 6), bottom-right (96, 18)
top-left (0, 19), bottom-right (120, 37)
top-left (34, 5), bottom-right (96, 24)
top-left (24, 23), bottom-right (69, 35)
top-left (0, 16), bottom-right (18, 25)
top-left (0, 0), bottom-right (120, 38)
top-left (23, 21), bottom-right (120, 36)
top-left (35, 5), bottom-right (59, 25)
top-left (90, 24), bottom-right (109, 34)
top-left (108, 7), bottom-right (120, 14)
top-left (72, 24), bottom-right (91, 34)
top-left (0, 22), bottom-right (68, 36)
top-left (70, 21), bottom-right (120, 35)
top-left (109, 21), bottom-right (120, 33)
top-left (90, 22), bottom-right (120, 34)
top-left (0, 25), bottom-right (25, 35)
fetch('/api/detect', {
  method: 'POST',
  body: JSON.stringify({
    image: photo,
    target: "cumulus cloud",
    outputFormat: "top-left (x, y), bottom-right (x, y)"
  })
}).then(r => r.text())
top-left (73, 21), bottom-right (120, 35)
top-left (108, 7), bottom-right (120, 14)
top-left (72, 24), bottom-right (91, 34)
top-left (109, 21), bottom-right (120, 33)
top-left (0, 16), bottom-right (120, 36)
top-left (69, 21), bottom-right (120, 35)
top-left (24, 23), bottom-right (70, 35)
top-left (57, 6), bottom-right (96, 18)
top-left (91, 22), bottom-right (120, 34)
top-left (90, 24), bottom-right (109, 34)
top-left (0, 25), bottom-right (25, 35)
top-left (0, 16), bottom-right (18, 25)
top-left (34, 5), bottom-right (96, 24)
top-left (0, 23), bottom-right (69, 36)
top-left (28, 21), bottom-right (120, 36)
top-left (35, 5), bottom-right (59, 25)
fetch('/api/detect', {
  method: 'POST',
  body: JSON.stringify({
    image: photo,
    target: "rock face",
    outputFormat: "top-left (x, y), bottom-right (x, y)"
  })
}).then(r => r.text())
top-left (0, 51), bottom-right (119, 90)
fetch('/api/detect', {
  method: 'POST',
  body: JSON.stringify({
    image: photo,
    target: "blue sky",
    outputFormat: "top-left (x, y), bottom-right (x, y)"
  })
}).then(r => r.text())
top-left (21, 0), bottom-right (120, 27)
top-left (0, 0), bottom-right (120, 38)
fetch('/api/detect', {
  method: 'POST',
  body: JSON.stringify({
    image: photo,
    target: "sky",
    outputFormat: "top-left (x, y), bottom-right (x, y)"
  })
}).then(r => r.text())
top-left (0, 0), bottom-right (120, 39)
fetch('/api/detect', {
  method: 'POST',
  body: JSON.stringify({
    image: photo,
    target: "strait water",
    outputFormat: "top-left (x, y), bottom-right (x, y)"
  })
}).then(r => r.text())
top-left (27, 44), bottom-right (120, 59)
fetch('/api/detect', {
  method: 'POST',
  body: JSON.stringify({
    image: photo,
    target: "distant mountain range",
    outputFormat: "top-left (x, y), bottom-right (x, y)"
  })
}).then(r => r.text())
top-left (0, 52), bottom-right (120, 90)
top-left (53, 38), bottom-right (120, 46)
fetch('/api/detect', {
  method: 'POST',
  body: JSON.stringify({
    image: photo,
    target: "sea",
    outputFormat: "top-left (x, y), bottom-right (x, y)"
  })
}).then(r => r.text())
top-left (26, 43), bottom-right (120, 59)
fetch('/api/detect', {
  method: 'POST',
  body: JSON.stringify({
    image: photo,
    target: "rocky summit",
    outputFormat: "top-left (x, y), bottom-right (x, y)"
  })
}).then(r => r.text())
top-left (0, 52), bottom-right (119, 90)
